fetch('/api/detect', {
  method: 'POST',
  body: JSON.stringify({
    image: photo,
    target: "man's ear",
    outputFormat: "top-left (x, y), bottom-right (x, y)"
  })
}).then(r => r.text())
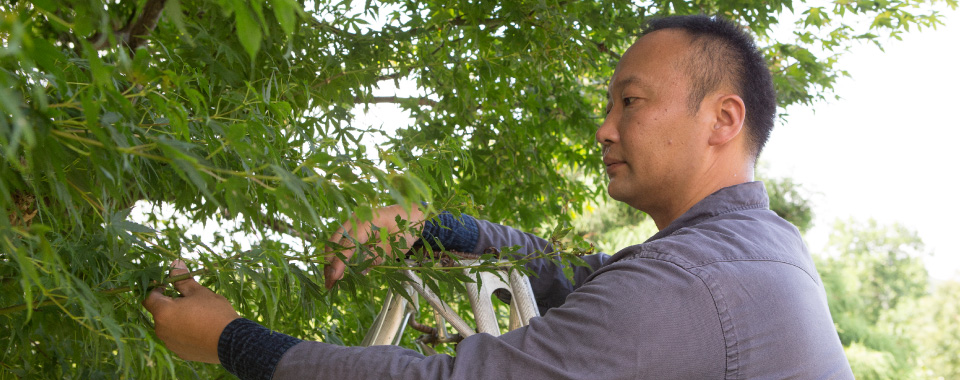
top-left (707, 94), bottom-right (746, 147)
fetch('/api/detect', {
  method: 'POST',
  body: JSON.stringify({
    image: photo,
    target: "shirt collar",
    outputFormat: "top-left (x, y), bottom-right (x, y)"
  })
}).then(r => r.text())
top-left (644, 181), bottom-right (770, 243)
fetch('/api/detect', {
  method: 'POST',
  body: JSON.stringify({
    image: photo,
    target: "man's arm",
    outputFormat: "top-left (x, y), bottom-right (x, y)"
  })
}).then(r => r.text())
top-left (322, 204), bottom-right (608, 314)
top-left (217, 257), bottom-right (725, 380)
top-left (401, 208), bottom-right (610, 314)
top-left (468, 218), bottom-right (609, 314)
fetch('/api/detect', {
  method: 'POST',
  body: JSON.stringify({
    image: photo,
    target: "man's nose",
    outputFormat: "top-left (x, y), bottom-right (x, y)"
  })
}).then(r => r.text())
top-left (596, 114), bottom-right (617, 147)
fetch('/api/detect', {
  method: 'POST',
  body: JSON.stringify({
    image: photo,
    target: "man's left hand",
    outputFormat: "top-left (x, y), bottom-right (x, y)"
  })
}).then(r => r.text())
top-left (142, 260), bottom-right (240, 364)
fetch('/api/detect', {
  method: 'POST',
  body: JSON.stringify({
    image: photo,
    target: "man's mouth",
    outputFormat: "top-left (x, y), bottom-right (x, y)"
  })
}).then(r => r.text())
top-left (604, 160), bottom-right (625, 171)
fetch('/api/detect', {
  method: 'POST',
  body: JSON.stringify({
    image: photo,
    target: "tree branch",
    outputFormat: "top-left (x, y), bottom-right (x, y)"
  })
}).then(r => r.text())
top-left (377, 72), bottom-right (406, 82)
top-left (90, 0), bottom-right (168, 51)
top-left (0, 268), bottom-right (209, 316)
top-left (355, 96), bottom-right (438, 107)
top-left (593, 41), bottom-right (622, 60)
top-left (220, 209), bottom-right (318, 243)
top-left (447, 16), bottom-right (506, 28)
top-left (309, 18), bottom-right (362, 38)
top-left (126, 0), bottom-right (168, 50)
top-left (262, 215), bottom-right (317, 242)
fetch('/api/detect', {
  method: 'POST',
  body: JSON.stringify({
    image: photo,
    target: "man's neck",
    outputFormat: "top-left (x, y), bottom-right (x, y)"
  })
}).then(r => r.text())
top-left (649, 163), bottom-right (754, 230)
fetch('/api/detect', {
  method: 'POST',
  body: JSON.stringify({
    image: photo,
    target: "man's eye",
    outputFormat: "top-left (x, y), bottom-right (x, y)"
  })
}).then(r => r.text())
top-left (623, 97), bottom-right (638, 106)
top-left (604, 104), bottom-right (612, 115)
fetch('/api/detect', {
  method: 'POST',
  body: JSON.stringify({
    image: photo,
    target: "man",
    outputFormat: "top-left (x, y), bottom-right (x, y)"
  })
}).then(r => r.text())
top-left (144, 15), bottom-right (854, 379)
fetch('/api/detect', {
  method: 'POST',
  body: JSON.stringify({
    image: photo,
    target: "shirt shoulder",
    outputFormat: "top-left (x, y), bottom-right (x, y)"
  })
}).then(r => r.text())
top-left (602, 208), bottom-right (851, 379)
top-left (633, 207), bottom-right (820, 283)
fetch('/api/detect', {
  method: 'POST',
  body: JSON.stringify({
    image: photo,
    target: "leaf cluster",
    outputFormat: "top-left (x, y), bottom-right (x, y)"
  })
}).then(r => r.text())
top-left (817, 219), bottom-right (929, 378)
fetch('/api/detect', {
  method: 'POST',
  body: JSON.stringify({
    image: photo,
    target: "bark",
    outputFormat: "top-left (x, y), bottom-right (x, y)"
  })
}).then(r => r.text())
top-left (125, 0), bottom-right (168, 50)
top-left (90, 0), bottom-right (168, 51)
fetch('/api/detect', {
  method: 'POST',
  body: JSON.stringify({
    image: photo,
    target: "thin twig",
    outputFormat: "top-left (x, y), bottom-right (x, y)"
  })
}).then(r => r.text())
top-left (0, 269), bottom-right (209, 316)
top-left (354, 96), bottom-right (439, 107)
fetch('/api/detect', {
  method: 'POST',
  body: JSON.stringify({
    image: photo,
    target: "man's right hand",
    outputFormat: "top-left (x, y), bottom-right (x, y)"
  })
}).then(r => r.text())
top-left (323, 204), bottom-right (425, 289)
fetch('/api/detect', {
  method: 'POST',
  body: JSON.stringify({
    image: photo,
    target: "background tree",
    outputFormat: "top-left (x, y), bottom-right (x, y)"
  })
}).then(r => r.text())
top-left (913, 280), bottom-right (960, 379)
top-left (817, 219), bottom-right (930, 379)
top-left (0, 0), bottom-right (953, 377)
top-left (892, 279), bottom-right (960, 379)
top-left (572, 174), bottom-right (813, 254)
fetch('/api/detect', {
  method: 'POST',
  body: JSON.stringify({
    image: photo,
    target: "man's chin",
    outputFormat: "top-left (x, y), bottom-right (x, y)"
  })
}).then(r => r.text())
top-left (608, 181), bottom-right (647, 205)
top-left (606, 183), bottom-right (629, 203)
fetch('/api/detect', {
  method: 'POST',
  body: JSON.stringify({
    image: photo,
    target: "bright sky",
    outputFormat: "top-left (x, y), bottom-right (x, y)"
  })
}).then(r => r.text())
top-left (763, 6), bottom-right (960, 280)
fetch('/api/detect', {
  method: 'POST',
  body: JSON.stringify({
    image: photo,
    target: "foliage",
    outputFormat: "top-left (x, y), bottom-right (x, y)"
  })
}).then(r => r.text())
top-left (915, 280), bottom-right (960, 379)
top-left (762, 175), bottom-right (814, 232)
top-left (817, 219), bottom-right (929, 379)
top-left (571, 195), bottom-right (657, 254)
top-left (817, 219), bottom-right (960, 379)
top-left (894, 279), bottom-right (960, 379)
top-left (0, 0), bottom-right (954, 377)
top-left (570, 173), bottom-right (814, 254)
top-left (844, 342), bottom-right (900, 380)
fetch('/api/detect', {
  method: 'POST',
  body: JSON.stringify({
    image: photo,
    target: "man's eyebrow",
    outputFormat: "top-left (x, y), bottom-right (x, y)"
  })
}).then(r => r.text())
top-left (606, 76), bottom-right (646, 100)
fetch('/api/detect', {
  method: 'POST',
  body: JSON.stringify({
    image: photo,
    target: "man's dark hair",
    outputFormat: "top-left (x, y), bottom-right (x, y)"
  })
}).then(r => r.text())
top-left (641, 15), bottom-right (777, 159)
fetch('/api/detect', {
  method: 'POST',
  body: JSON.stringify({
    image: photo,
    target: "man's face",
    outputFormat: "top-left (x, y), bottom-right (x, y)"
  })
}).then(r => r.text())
top-left (596, 30), bottom-right (713, 213)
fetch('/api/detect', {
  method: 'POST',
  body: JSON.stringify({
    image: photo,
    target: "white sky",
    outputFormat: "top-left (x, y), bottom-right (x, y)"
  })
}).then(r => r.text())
top-left (763, 6), bottom-right (960, 280)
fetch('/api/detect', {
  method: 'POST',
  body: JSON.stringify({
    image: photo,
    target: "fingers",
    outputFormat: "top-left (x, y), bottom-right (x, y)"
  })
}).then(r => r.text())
top-left (359, 256), bottom-right (385, 276)
top-left (324, 226), bottom-right (345, 289)
top-left (169, 259), bottom-right (204, 297)
top-left (323, 205), bottom-right (421, 289)
top-left (142, 286), bottom-right (171, 314)
top-left (141, 261), bottom-right (240, 364)
top-left (324, 223), bottom-right (361, 289)
top-left (324, 259), bottom-right (346, 289)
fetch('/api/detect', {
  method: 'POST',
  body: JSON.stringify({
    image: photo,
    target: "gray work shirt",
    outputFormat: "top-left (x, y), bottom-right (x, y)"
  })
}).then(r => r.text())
top-left (219, 181), bottom-right (853, 379)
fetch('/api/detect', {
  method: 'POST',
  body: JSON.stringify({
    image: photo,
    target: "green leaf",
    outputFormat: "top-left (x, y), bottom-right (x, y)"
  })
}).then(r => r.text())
top-left (118, 220), bottom-right (156, 234)
top-left (27, 37), bottom-right (66, 84)
top-left (233, 2), bottom-right (262, 60)
top-left (170, 158), bottom-right (219, 207)
top-left (164, 0), bottom-right (188, 35)
top-left (292, 266), bottom-right (324, 301)
top-left (10, 246), bottom-right (39, 321)
top-left (270, 0), bottom-right (298, 36)
top-left (83, 42), bottom-right (112, 86)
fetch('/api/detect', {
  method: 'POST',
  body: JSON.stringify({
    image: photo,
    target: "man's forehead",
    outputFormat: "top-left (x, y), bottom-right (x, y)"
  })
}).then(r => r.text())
top-left (605, 30), bottom-right (695, 98)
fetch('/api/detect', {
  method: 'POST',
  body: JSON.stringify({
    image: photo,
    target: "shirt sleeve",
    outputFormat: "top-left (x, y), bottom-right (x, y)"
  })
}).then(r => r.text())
top-left (417, 210), bottom-right (481, 253)
top-left (470, 217), bottom-right (609, 314)
top-left (263, 257), bottom-right (726, 380)
top-left (218, 318), bottom-right (302, 380)
top-left (412, 211), bottom-right (608, 312)
top-left (214, 213), bottom-right (622, 380)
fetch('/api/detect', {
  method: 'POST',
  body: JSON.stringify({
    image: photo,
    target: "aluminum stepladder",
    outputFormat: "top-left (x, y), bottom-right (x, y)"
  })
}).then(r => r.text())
top-left (360, 259), bottom-right (540, 354)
